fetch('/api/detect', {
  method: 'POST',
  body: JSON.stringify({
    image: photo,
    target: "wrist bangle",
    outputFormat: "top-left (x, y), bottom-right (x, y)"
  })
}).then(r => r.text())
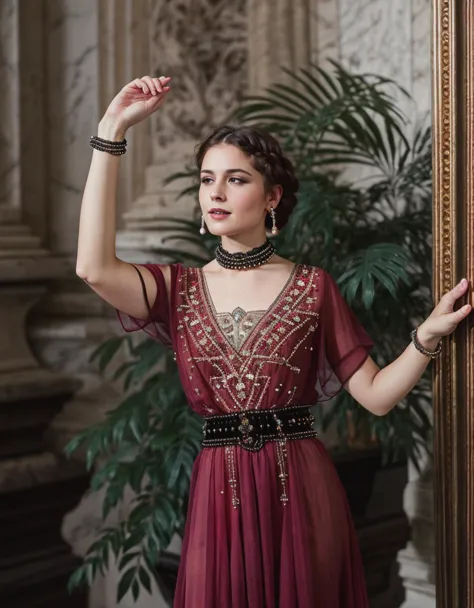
top-left (410, 327), bottom-right (442, 359)
top-left (90, 134), bottom-right (127, 156)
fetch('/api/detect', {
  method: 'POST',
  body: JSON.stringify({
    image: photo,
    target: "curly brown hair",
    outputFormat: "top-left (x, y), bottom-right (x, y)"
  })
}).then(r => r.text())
top-left (195, 125), bottom-right (299, 232)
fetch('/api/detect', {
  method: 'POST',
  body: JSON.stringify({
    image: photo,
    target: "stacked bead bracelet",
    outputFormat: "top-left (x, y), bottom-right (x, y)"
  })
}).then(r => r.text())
top-left (90, 134), bottom-right (127, 156)
top-left (410, 327), bottom-right (442, 358)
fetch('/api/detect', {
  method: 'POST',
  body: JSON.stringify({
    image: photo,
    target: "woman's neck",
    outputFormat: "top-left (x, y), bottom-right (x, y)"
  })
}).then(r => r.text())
top-left (220, 234), bottom-right (268, 254)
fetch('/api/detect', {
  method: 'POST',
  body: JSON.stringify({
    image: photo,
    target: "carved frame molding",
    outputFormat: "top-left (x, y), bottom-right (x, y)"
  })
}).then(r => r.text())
top-left (432, 0), bottom-right (474, 605)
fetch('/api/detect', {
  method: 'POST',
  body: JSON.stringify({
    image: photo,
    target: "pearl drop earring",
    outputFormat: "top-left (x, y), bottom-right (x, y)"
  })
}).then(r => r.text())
top-left (199, 214), bottom-right (206, 235)
top-left (270, 207), bottom-right (278, 235)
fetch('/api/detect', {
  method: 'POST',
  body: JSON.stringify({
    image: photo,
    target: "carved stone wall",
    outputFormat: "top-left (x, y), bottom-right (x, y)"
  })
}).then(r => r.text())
top-left (117, 0), bottom-right (248, 259)
top-left (150, 0), bottom-right (247, 145)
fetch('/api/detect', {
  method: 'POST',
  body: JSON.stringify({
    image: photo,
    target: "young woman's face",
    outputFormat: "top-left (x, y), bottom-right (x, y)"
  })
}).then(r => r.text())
top-left (199, 144), bottom-right (279, 238)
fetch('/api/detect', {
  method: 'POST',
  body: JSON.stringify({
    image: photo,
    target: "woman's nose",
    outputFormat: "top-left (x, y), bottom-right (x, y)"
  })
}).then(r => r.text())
top-left (210, 190), bottom-right (225, 201)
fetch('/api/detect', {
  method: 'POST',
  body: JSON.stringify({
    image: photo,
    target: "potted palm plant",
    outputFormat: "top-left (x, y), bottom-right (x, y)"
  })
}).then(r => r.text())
top-left (66, 62), bottom-right (432, 603)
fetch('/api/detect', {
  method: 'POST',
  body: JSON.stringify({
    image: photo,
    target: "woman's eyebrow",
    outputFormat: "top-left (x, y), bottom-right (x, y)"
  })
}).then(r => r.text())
top-left (200, 168), bottom-right (252, 176)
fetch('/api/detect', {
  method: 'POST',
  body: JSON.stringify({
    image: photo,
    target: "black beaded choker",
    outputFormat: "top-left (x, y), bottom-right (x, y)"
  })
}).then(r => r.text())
top-left (215, 239), bottom-right (276, 269)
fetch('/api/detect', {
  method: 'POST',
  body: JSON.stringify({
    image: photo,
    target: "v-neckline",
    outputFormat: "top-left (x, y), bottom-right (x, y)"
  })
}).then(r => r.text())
top-left (198, 264), bottom-right (299, 354)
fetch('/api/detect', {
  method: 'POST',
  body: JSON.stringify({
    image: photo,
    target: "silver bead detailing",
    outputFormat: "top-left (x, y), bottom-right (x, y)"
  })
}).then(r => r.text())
top-left (225, 446), bottom-right (240, 508)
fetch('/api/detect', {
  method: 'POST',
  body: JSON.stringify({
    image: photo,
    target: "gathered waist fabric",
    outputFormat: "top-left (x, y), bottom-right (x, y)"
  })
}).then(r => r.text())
top-left (201, 405), bottom-right (317, 508)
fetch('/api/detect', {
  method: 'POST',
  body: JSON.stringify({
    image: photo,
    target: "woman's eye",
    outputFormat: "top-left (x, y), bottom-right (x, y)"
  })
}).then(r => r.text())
top-left (200, 176), bottom-right (246, 185)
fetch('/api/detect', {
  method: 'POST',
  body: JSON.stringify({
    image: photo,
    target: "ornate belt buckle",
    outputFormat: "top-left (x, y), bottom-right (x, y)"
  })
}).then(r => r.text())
top-left (238, 412), bottom-right (263, 451)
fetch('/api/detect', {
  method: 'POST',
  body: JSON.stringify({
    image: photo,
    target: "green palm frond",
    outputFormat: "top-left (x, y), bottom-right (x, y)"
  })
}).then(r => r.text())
top-left (235, 61), bottom-right (410, 175)
top-left (337, 244), bottom-right (412, 308)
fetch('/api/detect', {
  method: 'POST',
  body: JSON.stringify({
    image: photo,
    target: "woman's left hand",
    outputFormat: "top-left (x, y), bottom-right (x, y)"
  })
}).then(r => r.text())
top-left (417, 278), bottom-right (472, 347)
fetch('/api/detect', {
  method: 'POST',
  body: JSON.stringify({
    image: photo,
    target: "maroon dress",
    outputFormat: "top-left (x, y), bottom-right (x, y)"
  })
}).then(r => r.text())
top-left (118, 263), bottom-right (373, 608)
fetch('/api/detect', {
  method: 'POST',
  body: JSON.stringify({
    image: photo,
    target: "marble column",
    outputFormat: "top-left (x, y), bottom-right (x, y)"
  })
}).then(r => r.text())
top-left (397, 468), bottom-right (435, 607)
top-left (19, 5), bottom-right (145, 605)
top-left (337, 0), bottom-right (431, 128)
top-left (25, 0), bottom-right (137, 454)
top-left (396, 3), bottom-right (434, 604)
top-left (0, 0), bottom-right (80, 473)
top-left (395, 9), bottom-right (434, 604)
top-left (0, 2), bottom-right (91, 603)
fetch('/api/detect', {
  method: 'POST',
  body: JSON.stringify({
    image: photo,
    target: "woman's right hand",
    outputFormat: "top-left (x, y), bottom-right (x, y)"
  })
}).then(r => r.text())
top-left (101, 75), bottom-right (171, 138)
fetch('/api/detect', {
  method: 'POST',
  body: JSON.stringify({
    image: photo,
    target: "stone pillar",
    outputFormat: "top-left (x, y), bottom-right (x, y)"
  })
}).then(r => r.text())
top-left (19, 0), bottom-right (123, 454)
top-left (337, 0), bottom-right (431, 128)
top-left (0, 2), bottom-right (91, 603)
top-left (397, 467), bottom-right (435, 607)
top-left (0, 0), bottom-right (80, 476)
top-left (17, 3), bottom-right (145, 604)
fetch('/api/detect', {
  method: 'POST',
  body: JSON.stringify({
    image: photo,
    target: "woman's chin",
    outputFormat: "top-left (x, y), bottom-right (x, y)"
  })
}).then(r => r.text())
top-left (205, 221), bottom-right (266, 239)
top-left (206, 224), bottom-right (237, 237)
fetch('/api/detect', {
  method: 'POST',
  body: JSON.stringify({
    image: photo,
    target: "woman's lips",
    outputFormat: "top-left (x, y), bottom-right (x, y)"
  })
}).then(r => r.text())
top-left (209, 211), bottom-right (231, 220)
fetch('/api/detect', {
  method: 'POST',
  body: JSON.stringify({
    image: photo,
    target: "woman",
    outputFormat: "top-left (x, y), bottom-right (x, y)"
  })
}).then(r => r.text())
top-left (77, 75), bottom-right (472, 607)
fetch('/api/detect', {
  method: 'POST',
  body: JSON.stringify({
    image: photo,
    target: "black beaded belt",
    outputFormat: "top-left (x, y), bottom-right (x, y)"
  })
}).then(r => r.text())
top-left (202, 405), bottom-right (317, 452)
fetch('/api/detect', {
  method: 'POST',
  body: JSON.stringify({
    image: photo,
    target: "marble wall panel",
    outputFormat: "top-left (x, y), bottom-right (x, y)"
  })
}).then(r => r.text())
top-left (315, 0), bottom-right (432, 125)
top-left (45, 0), bottom-right (100, 254)
top-left (0, 0), bottom-right (20, 211)
top-left (411, 0), bottom-right (431, 123)
top-left (339, 0), bottom-right (413, 117)
top-left (311, 0), bottom-right (341, 66)
top-left (18, 0), bottom-right (49, 240)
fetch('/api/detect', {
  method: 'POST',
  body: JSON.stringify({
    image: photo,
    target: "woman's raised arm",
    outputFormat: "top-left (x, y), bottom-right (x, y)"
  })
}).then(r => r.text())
top-left (76, 76), bottom-right (171, 320)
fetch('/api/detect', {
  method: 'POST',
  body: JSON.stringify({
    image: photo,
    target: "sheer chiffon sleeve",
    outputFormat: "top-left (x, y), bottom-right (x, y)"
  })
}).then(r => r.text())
top-left (315, 271), bottom-right (374, 402)
top-left (116, 263), bottom-right (180, 349)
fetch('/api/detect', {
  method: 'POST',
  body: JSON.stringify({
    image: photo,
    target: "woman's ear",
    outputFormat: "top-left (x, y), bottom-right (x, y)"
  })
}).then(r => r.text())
top-left (269, 185), bottom-right (283, 207)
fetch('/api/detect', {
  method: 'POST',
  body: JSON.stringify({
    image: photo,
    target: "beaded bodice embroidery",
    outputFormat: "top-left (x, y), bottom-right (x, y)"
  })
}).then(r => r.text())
top-left (176, 264), bottom-right (321, 414)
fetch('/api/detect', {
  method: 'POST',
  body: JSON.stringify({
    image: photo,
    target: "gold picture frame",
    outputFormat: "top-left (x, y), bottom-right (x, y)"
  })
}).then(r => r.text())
top-left (432, 1), bottom-right (474, 605)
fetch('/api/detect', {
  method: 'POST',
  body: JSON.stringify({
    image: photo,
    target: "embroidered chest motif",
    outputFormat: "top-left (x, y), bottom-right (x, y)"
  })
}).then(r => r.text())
top-left (215, 308), bottom-right (266, 351)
